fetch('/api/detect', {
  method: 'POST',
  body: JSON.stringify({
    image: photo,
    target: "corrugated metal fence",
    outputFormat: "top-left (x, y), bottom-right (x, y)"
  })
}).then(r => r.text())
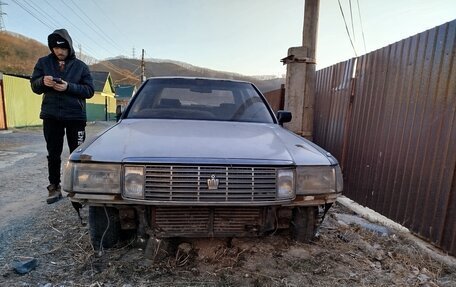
top-left (314, 20), bottom-right (456, 256)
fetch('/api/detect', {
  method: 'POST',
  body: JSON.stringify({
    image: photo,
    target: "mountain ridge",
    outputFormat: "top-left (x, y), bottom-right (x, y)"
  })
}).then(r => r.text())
top-left (0, 31), bottom-right (284, 93)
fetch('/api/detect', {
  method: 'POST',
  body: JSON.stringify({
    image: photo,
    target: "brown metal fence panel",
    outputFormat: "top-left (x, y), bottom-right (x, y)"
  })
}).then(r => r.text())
top-left (314, 20), bottom-right (456, 256)
top-left (314, 59), bottom-right (354, 163)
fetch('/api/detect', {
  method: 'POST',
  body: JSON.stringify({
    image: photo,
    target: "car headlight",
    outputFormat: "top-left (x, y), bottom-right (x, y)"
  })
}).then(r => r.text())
top-left (124, 166), bottom-right (145, 199)
top-left (62, 162), bottom-right (121, 193)
top-left (277, 169), bottom-right (295, 199)
top-left (296, 166), bottom-right (342, 195)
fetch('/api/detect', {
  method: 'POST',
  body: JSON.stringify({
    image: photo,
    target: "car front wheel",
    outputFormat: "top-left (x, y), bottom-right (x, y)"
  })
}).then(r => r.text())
top-left (291, 206), bottom-right (318, 243)
top-left (88, 206), bottom-right (120, 250)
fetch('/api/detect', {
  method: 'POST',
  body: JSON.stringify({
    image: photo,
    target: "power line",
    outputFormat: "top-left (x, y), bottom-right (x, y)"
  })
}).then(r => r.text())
top-left (90, 0), bottom-right (135, 51)
top-left (349, 0), bottom-right (355, 42)
top-left (22, 1), bottom-right (61, 29)
top-left (17, 0), bottom-right (102, 59)
top-left (356, 0), bottom-right (367, 53)
top-left (48, 0), bottom-right (134, 64)
top-left (50, 0), bottom-right (121, 58)
top-left (35, 0), bottom-right (101, 58)
top-left (337, 0), bottom-right (357, 57)
top-left (58, 1), bottom-right (116, 57)
top-left (98, 60), bottom-right (139, 82)
top-left (67, 0), bottom-right (126, 54)
top-left (8, 0), bottom-right (143, 82)
top-left (10, 0), bottom-right (53, 30)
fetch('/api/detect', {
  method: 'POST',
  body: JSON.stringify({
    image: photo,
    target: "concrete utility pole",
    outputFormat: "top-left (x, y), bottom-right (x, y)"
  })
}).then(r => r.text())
top-left (282, 0), bottom-right (320, 140)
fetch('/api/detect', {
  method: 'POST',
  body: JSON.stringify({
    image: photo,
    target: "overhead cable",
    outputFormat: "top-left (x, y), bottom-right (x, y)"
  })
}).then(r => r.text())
top-left (10, 0), bottom-right (53, 30)
top-left (68, 0), bottom-right (127, 54)
top-left (349, 0), bottom-right (355, 42)
top-left (356, 0), bottom-right (367, 53)
top-left (338, 0), bottom-right (358, 57)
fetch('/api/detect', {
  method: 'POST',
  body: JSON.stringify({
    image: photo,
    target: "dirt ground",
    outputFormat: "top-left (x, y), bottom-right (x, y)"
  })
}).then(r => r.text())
top-left (0, 122), bottom-right (455, 287)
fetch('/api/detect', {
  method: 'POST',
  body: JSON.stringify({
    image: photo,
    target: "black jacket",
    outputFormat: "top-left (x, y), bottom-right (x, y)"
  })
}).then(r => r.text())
top-left (30, 29), bottom-right (95, 121)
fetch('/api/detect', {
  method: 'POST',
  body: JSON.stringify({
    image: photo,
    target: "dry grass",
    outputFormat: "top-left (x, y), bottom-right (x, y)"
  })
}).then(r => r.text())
top-left (0, 201), bottom-right (455, 286)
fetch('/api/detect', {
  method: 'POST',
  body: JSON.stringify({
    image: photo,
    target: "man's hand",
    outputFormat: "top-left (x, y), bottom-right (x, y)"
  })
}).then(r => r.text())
top-left (43, 75), bottom-right (68, 91)
top-left (54, 81), bottom-right (68, 91)
top-left (43, 75), bottom-right (56, 87)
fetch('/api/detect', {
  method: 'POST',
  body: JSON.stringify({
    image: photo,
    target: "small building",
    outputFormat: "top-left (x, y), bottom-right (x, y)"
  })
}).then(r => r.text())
top-left (87, 71), bottom-right (116, 121)
top-left (115, 84), bottom-right (136, 113)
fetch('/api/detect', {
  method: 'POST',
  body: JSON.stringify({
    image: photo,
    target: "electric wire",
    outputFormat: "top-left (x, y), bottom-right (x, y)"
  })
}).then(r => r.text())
top-left (67, 0), bottom-right (127, 54)
top-left (23, 0), bottom-right (120, 59)
top-left (38, 0), bottom-right (135, 64)
top-left (98, 205), bottom-right (110, 256)
top-left (10, 0), bottom-right (53, 30)
top-left (356, 0), bottom-right (368, 53)
top-left (88, 0), bottom-right (134, 56)
top-left (349, 0), bottom-right (355, 42)
top-left (22, 0), bottom-right (60, 28)
top-left (97, 61), bottom-right (140, 83)
top-left (17, 0), bottom-right (102, 59)
top-left (18, 0), bottom-right (131, 65)
top-left (59, 1), bottom-right (116, 57)
top-left (10, 1), bottom-right (161, 87)
top-left (337, 0), bottom-right (358, 57)
top-left (37, 0), bottom-right (104, 58)
top-left (9, 1), bottom-right (224, 83)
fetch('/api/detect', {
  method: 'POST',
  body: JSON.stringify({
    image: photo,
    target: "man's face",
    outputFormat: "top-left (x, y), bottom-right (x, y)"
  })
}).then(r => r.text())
top-left (53, 47), bottom-right (69, 60)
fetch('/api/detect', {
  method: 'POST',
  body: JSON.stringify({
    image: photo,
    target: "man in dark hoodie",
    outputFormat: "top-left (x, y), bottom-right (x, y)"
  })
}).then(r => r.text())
top-left (31, 29), bottom-right (95, 204)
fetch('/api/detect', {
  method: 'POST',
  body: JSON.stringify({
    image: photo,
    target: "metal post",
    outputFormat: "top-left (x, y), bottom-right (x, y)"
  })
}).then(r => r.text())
top-left (0, 2), bottom-right (7, 32)
top-left (140, 49), bottom-right (146, 83)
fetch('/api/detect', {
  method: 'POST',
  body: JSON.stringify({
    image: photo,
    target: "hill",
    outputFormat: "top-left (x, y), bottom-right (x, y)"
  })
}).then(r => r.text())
top-left (0, 31), bottom-right (49, 75)
top-left (0, 31), bottom-right (284, 93)
top-left (91, 58), bottom-right (283, 92)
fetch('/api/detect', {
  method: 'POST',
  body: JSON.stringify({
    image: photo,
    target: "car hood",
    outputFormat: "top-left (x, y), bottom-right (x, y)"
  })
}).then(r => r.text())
top-left (74, 119), bottom-right (332, 165)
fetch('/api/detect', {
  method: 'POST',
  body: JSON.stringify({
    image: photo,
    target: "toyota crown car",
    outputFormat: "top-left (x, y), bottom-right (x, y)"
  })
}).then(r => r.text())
top-left (62, 77), bottom-right (343, 249)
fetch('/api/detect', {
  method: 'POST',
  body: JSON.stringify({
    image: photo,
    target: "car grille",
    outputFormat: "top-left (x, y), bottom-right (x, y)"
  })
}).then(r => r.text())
top-left (151, 207), bottom-right (264, 237)
top-left (143, 165), bottom-right (278, 202)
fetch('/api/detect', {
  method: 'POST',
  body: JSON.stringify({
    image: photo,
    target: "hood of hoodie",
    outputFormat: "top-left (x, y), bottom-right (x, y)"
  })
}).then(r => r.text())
top-left (47, 29), bottom-right (75, 59)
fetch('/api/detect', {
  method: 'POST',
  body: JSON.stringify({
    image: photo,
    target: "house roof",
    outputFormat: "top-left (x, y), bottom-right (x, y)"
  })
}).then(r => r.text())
top-left (115, 84), bottom-right (136, 98)
top-left (91, 71), bottom-right (112, 92)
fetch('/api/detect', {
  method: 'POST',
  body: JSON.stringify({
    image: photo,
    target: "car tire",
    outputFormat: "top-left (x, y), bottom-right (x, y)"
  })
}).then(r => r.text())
top-left (291, 206), bottom-right (318, 243)
top-left (89, 206), bottom-right (120, 250)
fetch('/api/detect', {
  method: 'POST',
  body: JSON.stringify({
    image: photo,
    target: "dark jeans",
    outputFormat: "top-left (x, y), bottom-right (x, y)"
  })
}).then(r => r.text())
top-left (43, 118), bottom-right (86, 185)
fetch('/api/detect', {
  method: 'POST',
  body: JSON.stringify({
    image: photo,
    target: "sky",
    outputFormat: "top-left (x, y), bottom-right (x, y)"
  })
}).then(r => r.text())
top-left (1, 0), bottom-right (455, 77)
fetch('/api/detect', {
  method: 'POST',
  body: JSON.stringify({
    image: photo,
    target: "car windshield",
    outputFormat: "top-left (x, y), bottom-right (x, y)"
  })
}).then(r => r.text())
top-left (125, 78), bottom-right (275, 123)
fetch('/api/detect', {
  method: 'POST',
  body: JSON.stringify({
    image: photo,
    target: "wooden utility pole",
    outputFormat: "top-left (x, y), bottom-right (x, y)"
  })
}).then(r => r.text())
top-left (283, 0), bottom-right (320, 140)
top-left (140, 49), bottom-right (146, 83)
top-left (78, 44), bottom-right (82, 59)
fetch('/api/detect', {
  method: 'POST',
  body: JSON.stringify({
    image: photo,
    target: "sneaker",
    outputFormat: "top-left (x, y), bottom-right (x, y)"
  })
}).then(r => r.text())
top-left (46, 184), bottom-right (62, 204)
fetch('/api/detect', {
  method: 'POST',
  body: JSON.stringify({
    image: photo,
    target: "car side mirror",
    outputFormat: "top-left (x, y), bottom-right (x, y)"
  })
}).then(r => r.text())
top-left (116, 105), bottom-right (122, 122)
top-left (277, 110), bottom-right (292, 126)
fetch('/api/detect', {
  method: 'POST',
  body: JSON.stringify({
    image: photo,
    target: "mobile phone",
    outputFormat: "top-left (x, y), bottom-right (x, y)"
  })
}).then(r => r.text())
top-left (53, 77), bottom-right (63, 84)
